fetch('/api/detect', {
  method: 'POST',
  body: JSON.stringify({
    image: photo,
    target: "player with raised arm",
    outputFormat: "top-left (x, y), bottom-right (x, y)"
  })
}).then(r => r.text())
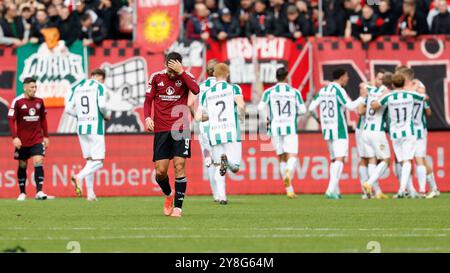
top-left (144, 52), bottom-right (200, 217)
top-left (198, 59), bottom-right (219, 202)
top-left (360, 72), bottom-right (392, 199)
top-left (65, 69), bottom-right (111, 201)
top-left (196, 63), bottom-right (245, 205)
top-left (308, 69), bottom-right (367, 199)
top-left (396, 67), bottom-right (440, 198)
top-left (368, 73), bottom-right (426, 198)
top-left (8, 77), bottom-right (52, 201)
top-left (257, 67), bottom-right (306, 198)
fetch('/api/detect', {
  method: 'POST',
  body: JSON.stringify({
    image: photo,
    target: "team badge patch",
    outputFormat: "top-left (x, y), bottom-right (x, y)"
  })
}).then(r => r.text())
top-left (29, 108), bottom-right (36, 116)
top-left (175, 80), bottom-right (182, 87)
top-left (166, 87), bottom-right (175, 95)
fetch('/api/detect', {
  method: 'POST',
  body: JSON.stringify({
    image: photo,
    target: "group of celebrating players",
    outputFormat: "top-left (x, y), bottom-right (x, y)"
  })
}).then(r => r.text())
top-left (6, 51), bottom-right (439, 218)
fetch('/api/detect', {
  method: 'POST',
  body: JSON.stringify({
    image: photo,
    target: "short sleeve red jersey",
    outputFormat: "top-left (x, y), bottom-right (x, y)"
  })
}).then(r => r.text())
top-left (8, 94), bottom-right (48, 147)
top-left (144, 70), bottom-right (200, 133)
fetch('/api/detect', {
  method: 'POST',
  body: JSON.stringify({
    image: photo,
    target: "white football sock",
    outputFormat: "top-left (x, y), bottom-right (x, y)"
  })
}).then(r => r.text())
top-left (207, 166), bottom-right (218, 200)
top-left (77, 160), bottom-right (103, 181)
top-left (85, 174), bottom-right (95, 196)
top-left (214, 166), bottom-right (227, 201)
top-left (416, 165), bottom-right (427, 193)
top-left (280, 162), bottom-right (287, 180)
top-left (407, 175), bottom-right (416, 194)
top-left (399, 162), bottom-right (412, 193)
top-left (427, 173), bottom-right (438, 191)
top-left (327, 161), bottom-right (343, 195)
top-left (367, 162), bottom-right (387, 186)
top-left (395, 162), bottom-right (402, 182)
top-left (286, 157), bottom-right (297, 178)
top-left (285, 185), bottom-right (294, 194)
top-left (358, 165), bottom-right (368, 192)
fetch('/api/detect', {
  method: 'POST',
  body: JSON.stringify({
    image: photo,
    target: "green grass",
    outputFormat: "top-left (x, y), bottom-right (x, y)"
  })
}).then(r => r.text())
top-left (0, 194), bottom-right (450, 253)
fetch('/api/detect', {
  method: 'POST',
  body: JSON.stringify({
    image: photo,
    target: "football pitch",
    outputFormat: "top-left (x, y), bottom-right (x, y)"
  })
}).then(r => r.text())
top-left (0, 194), bottom-right (449, 253)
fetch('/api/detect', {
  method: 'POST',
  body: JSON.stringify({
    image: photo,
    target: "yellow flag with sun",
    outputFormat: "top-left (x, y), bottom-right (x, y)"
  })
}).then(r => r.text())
top-left (137, 1), bottom-right (180, 53)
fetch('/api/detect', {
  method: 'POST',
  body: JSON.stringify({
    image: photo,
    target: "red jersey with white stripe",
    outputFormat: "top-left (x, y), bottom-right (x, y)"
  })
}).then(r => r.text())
top-left (144, 70), bottom-right (200, 133)
top-left (8, 94), bottom-right (48, 147)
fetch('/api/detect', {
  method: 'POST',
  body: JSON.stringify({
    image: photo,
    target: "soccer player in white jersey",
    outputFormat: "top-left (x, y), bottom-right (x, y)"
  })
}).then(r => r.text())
top-left (196, 63), bottom-right (245, 205)
top-left (198, 59), bottom-right (219, 202)
top-left (369, 73), bottom-right (426, 198)
top-left (396, 67), bottom-right (440, 198)
top-left (258, 67), bottom-right (306, 198)
top-left (360, 72), bottom-right (393, 199)
top-left (65, 69), bottom-right (111, 201)
top-left (308, 69), bottom-right (367, 199)
top-left (357, 71), bottom-right (386, 199)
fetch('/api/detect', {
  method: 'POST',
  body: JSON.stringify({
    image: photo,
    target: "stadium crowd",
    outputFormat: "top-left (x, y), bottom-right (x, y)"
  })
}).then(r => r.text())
top-left (0, 0), bottom-right (133, 47)
top-left (183, 0), bottom-right (450, 42)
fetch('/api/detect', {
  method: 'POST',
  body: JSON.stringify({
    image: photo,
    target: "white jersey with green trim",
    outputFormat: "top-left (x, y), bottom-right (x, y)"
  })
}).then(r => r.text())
top-left (308, 82), bottom-right (364, 140)
top-left (65, 79), bottom-right (110, 135)
top-left (201, 80), bottom-right (242, 145)
top-left (378, 90), bottom-right (425, 140)
top-left (258, 83), bottom-right (306, 136)
top-left (363, 85), bottom-right (388, 132)
top-left (412, 96), bottom-right (429, 139)
top-left (198, 77), bottom-right (216, 135)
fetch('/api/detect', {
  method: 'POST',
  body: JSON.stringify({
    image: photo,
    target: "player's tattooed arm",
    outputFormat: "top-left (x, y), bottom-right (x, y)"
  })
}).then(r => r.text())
top-left (235, 95), bottom-right (246, 123)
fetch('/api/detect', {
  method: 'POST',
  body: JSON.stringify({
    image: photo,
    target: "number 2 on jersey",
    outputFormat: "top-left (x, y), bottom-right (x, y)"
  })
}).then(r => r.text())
top-left (215, 101), bottom-right (227, 122)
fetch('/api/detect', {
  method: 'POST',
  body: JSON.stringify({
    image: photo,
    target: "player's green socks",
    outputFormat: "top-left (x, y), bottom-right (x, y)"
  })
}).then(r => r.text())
top-left (34, 163), bottom-right (44, 193)
top-left (17, 166), bottom-right (27, 194)
top-left (156, 175), bottom-right (171, 196)
top-left (174, 177), bottom-right (187, 208)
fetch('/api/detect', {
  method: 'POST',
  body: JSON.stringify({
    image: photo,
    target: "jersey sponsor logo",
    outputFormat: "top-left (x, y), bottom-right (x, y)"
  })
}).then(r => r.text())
top-left (166, 86), bottom-right (175, 95)
top-left (175, 80), bottom-right (182, 87)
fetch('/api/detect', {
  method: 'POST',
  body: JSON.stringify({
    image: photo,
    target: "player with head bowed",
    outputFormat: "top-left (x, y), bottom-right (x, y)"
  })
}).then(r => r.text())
top-left (195, 63), bottom-right (246, 205)
top-left (144, 52), bottom-right (200, 217)
top-left (308, 68), bottom-right (367, 199)
top-left (257, 67), bottom-right (306, 199)
top-left (65, 68), bottom-right (111, 201)
top-left (8, 77), bottom-right (52, 201)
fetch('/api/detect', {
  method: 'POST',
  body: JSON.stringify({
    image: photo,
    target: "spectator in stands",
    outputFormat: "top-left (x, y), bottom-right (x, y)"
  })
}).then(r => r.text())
top-left (211, 7), bottom-right (240, 40)
top-left (397, 0), bottom-right (429, 37)
top-left (58, 5), bottom-right (79, 46)
top-left (78, 12), bottom-right (107, 46)
top-left (275, 4), bottom-right (311, 39)
top-left (205, 0), bottom-right (219, 17)
top-left (430, 0), bottom-right (450, 34)
top-left (236, 0), bottom-right (254, 37)
top-left (377, 0), bottom-right (398, 35)
top-left (353, 4), bottom-right (382, 43)
top-left (47, 4), bottom-right (59, 24)
top-left (295, 0), bottom-right (313, 36)
top-left (30, 9), bottom-right (53, 44)
top-left (270, 0), bottom-right (288, 23)
top-left (312, 5), bottom-right (338, 36)
top-left (0, 3), bottom-right (29, 46)
top-left (20, 6), bottom-right (34, 25)
top-left (185, 3), bottom-right (211, 41)
top-left (97, 0), bottom-right (114, 39)
top-left (245, 0), bottom-right (275, 37)
top-left (344, 0), bottom-right (363, 38)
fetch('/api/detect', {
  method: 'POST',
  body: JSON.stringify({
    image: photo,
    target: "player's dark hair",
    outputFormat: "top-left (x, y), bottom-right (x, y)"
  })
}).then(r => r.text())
top-left (382, 72), bottom-right (393, 88)
top-left (91, 68), bottom-right (106, 79)
top-left (276, 67), bottom-right (289, 82)
top-left (392, 73), bottom-right (405, 88)
top-left (165, 52), bottom-right (183, 64)
top-left (377, 69), bottom-right (387, 75)
top-left (23, 77), bottom-right (37, 85)
top-left (332, 68), bottom-right (347, 80)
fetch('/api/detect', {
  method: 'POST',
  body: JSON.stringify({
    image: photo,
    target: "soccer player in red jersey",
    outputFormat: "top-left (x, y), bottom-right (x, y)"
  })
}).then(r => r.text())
top-left (8, 77), bottom-right (51, 201)
top-left (144, 52), bottom-right (200, 217)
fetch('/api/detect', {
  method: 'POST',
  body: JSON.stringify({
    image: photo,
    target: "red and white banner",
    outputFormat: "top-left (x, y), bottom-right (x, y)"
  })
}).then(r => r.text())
top-left (206, 37), bottom-right (311, 102)
top-left (136, 0), bottom-right (180, 53)
top-left (0, 132), bottom-right (448, 198)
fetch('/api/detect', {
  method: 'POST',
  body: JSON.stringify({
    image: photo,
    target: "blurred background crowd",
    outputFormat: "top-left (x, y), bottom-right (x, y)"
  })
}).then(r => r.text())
top-left (1, 0), bottom-right (450, 48)
top-left (0, 0), bottom-right (133, 47)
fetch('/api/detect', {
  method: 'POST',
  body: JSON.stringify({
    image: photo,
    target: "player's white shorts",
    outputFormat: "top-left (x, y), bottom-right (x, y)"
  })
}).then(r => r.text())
top-left (271, 134), bottom-right (298, 155)
top-left (392, 137), bottom-right (416, 162)
top-left (414, 134), bottom-right (427, 158)
top-left (211, 142), bottom-right (242, 169)
top-left (327, 139), bottom-right (348, 159)
top-left (355, 129), bottom-right (367, 158)
top-left (78, 134), bottom-right (105, 160)
top-left (199, 132), bottom-right (212, 158)
top-left (361, 130), bottom-right (391, 160)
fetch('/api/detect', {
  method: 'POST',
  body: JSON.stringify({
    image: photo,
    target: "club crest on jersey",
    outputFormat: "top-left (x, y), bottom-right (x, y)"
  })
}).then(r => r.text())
top-left (166, 86), bottom-right (175, 95)
top-left (175, 80), bottom-right (182, 87)
top-left (380, 144), bottom-right (385, 151)
top-left (29, 108), bottom-right (36, 116)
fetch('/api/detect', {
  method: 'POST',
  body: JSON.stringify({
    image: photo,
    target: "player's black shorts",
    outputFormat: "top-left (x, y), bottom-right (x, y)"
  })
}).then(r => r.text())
top-left (14, 143), bottom-right (45, 160)
top-left (153, 131), bottom-right (191, 162)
